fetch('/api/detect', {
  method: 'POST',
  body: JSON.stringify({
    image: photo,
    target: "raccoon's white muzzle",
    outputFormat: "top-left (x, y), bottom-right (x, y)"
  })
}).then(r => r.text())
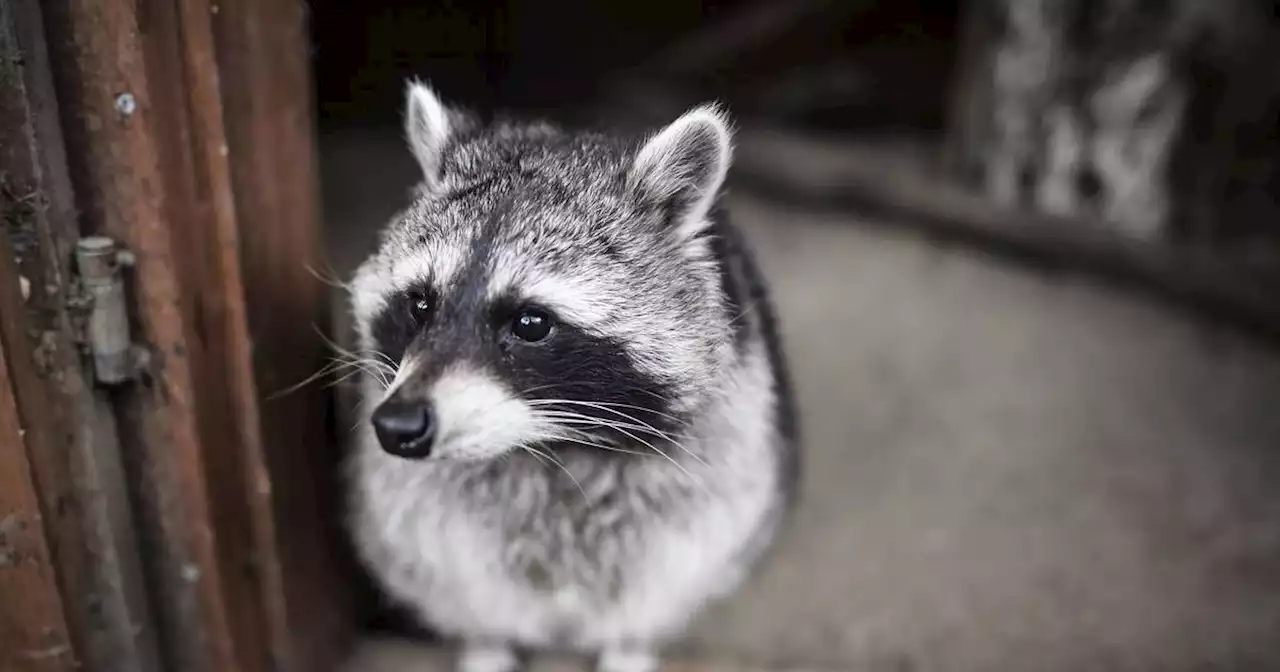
top-left (374, 362), bottom-right (549, 461)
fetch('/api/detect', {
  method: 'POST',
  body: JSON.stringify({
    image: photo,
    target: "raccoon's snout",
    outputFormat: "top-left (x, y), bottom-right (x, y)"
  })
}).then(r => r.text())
top-left (372, 397), bottom-right (437, 459)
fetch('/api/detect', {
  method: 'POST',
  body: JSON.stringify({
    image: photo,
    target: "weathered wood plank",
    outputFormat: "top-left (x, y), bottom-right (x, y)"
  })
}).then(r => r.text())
top-left (1, 0), bottom-right (163, 670)
top-left (0, 238), bottom-right (76, 672)
top-left (210, 0), bottom-right (355, 668)
top-left (147, 0), bottom-right (275, 668)
top-left (38, 0), bottom-right (264, 668)
top-left (0, 5), bottom-right (79, 665)
top-left (0, 3), bottom-right (82, 666)
top-left (41, 0), bottom-right (352, 669)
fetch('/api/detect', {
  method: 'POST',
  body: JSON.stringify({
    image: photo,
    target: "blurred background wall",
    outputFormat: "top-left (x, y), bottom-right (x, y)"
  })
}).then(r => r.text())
top-left (308, 3), bottom-right (1280, 670)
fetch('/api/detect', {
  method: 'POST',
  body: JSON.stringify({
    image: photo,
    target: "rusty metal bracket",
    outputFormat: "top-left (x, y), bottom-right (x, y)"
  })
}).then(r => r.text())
top-left (74, 236), bottom-right (149, 385)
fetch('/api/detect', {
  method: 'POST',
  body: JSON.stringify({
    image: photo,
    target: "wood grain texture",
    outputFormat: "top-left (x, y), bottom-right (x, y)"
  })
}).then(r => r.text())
top-left (0, 3), bottom-right (80, 667)
top-left (0, 236), bottom-right (76, 672)
top-left (41, 0), bottom-right (352, 669)
top-left (210, 0), bottom-right (355, 668)
top-left (1, 1), bottom-right (162, 669)
top-left (39, 0), bottom-right (262, 669)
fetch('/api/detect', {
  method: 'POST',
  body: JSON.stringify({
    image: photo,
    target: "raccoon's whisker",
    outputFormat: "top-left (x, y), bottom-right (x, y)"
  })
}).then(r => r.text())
top-left (540, 418), bottom-right (671, 440)
top-left (325, 346), bottom-right (398, 375)
top-left (521, 445), bottom-right (551, 465)
top-left (362, 369), bottom-right (395, 389)
top-left (321, 349), bottom-right (397, 382)
top-left (520, 444), bottom-right (587, 501)
top-left (517, 383), bottom-right (677, 409)
top-left (527, 401), bottom-right (705, 466)
top-left (515, 383), bottom-right (580, 397)
top-left (345, 352), bottom-right (397, 373)
top-left (536, 418), bottom-right (674, 460)
top-left (327, 367), bottom-right (378, 391)
top-left (351, 348), bottom-right (399, 369)
top-left (525, 399), bottom-right (677, 430)
top-left (550, 420), bottom-right (707, 478)
top-left (517, 384), bottom-right (694, 423)
top-left (531, 409), bottom-right (688, 444)
top-left (592, 400), bottom-right (691, 427)
top-left (542, 430), bottom-right (652, 459)
top-left (531, 408), bottom-right (665, 431)
top-left (727, 302), bottom-right (760, 328)
top-left (311, 323), bottom-right (357, 356)
top-left (307, 358), bottom-right (355, 378)
top-left (328, 359), bottom-right (394, 389)
top-left (348, 401), bottom-right (367, 433)
top-left (542, 422), bottom-right (637, 448)
top-left (590, 424), bottom-right (701, 486)
top-left (272, 338), bottom-right (402, 399)
top-left (618, 386), bottom-right (674, 404)
top-left (267, 372), bottom-right (331, 400)
top-left (527, 398), bottom-right (691, 430)
top-left (320, 354), bottom-right (396, 389)
top-left (325, 353), bottom-right (396, 376)
top-left (531, 411), bottom-right (703, 485)
top-left (550, 424), bottom-right (691, 460)
top-left (313, 324), bottom-right (400, 371)
top-left (304, 262), bottom-right (356, 293)
top-left (267, 356), bottom-right (381, 399)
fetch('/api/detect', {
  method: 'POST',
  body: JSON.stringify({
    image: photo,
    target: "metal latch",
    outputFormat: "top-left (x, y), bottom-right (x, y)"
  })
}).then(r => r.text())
top-left (75, 236), bottom-right (148, 385)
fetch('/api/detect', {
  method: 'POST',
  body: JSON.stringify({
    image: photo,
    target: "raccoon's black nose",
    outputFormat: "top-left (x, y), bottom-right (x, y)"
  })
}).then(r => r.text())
top-left (371, 399), bottom-right (436, 459)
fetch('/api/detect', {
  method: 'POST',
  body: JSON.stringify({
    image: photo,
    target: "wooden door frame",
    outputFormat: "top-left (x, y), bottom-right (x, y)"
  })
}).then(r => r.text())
top-left (3, 0), bottom-right (352, 670)
top-left (1, 3), bottom-right (83, 669)
top-left (0, 248), bottom-right (80, 671)
top-left (1, 0), bottom-right (163, 669)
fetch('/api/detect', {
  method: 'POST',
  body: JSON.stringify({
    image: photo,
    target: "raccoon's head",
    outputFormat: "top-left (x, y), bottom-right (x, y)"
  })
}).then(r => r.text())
top-left (349, 82), bottom-right (737, 461)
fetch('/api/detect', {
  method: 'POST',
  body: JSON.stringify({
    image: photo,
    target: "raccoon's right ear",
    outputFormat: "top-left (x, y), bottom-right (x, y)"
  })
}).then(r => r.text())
top-left (627, 104), bottom-right (734, 241)
top-left (404, 80), bottom-right (453, 191)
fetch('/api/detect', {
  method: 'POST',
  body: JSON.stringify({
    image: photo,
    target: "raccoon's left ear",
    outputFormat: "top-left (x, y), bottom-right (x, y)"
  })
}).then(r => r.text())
top-left (627, 104), bottom-right (734, 240)
top-left (404, 79), bottom-right (453, 191)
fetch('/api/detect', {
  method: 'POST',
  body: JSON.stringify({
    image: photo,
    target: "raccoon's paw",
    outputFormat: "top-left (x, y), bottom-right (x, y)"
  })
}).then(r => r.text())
top-left (458, 642), bottom-right (518, 672)
top-left (597, 648), bottom-right (658, 672)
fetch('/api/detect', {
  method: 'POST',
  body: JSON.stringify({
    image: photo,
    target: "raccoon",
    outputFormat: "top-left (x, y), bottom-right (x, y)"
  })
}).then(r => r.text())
top-left (974, 0), bottom-right (1279, 241)
top-left (344, 82), bottom-right (799, 672)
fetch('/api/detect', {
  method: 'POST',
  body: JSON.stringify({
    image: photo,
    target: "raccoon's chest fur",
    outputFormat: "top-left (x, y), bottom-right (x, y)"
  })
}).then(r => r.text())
top-left (349, 343), bottom-right (787, 648)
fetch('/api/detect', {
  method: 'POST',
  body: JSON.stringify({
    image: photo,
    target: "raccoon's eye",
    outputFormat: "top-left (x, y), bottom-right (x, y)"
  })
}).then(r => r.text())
top-left (408, 293), bottom-right (431, 324)
top-left (510, 308), bottom-right (554, 343)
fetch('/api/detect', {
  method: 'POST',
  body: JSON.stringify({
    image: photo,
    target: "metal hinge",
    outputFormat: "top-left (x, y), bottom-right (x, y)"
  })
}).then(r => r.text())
top-left (74, 236), bottom-right (149, 385)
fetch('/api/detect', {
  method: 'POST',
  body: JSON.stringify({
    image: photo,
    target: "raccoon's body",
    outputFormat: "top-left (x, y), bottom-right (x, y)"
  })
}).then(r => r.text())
top-left (345, 83), bottom-right (798, 672)
top-left (964, 0), bottom-right (1280, 241)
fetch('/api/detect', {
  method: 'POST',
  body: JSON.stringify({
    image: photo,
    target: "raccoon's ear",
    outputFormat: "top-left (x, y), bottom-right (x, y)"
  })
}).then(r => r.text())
top-left (627, 104), bottom-right (733, 240)
top-left (404, 80), bottom-right (453, 191)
